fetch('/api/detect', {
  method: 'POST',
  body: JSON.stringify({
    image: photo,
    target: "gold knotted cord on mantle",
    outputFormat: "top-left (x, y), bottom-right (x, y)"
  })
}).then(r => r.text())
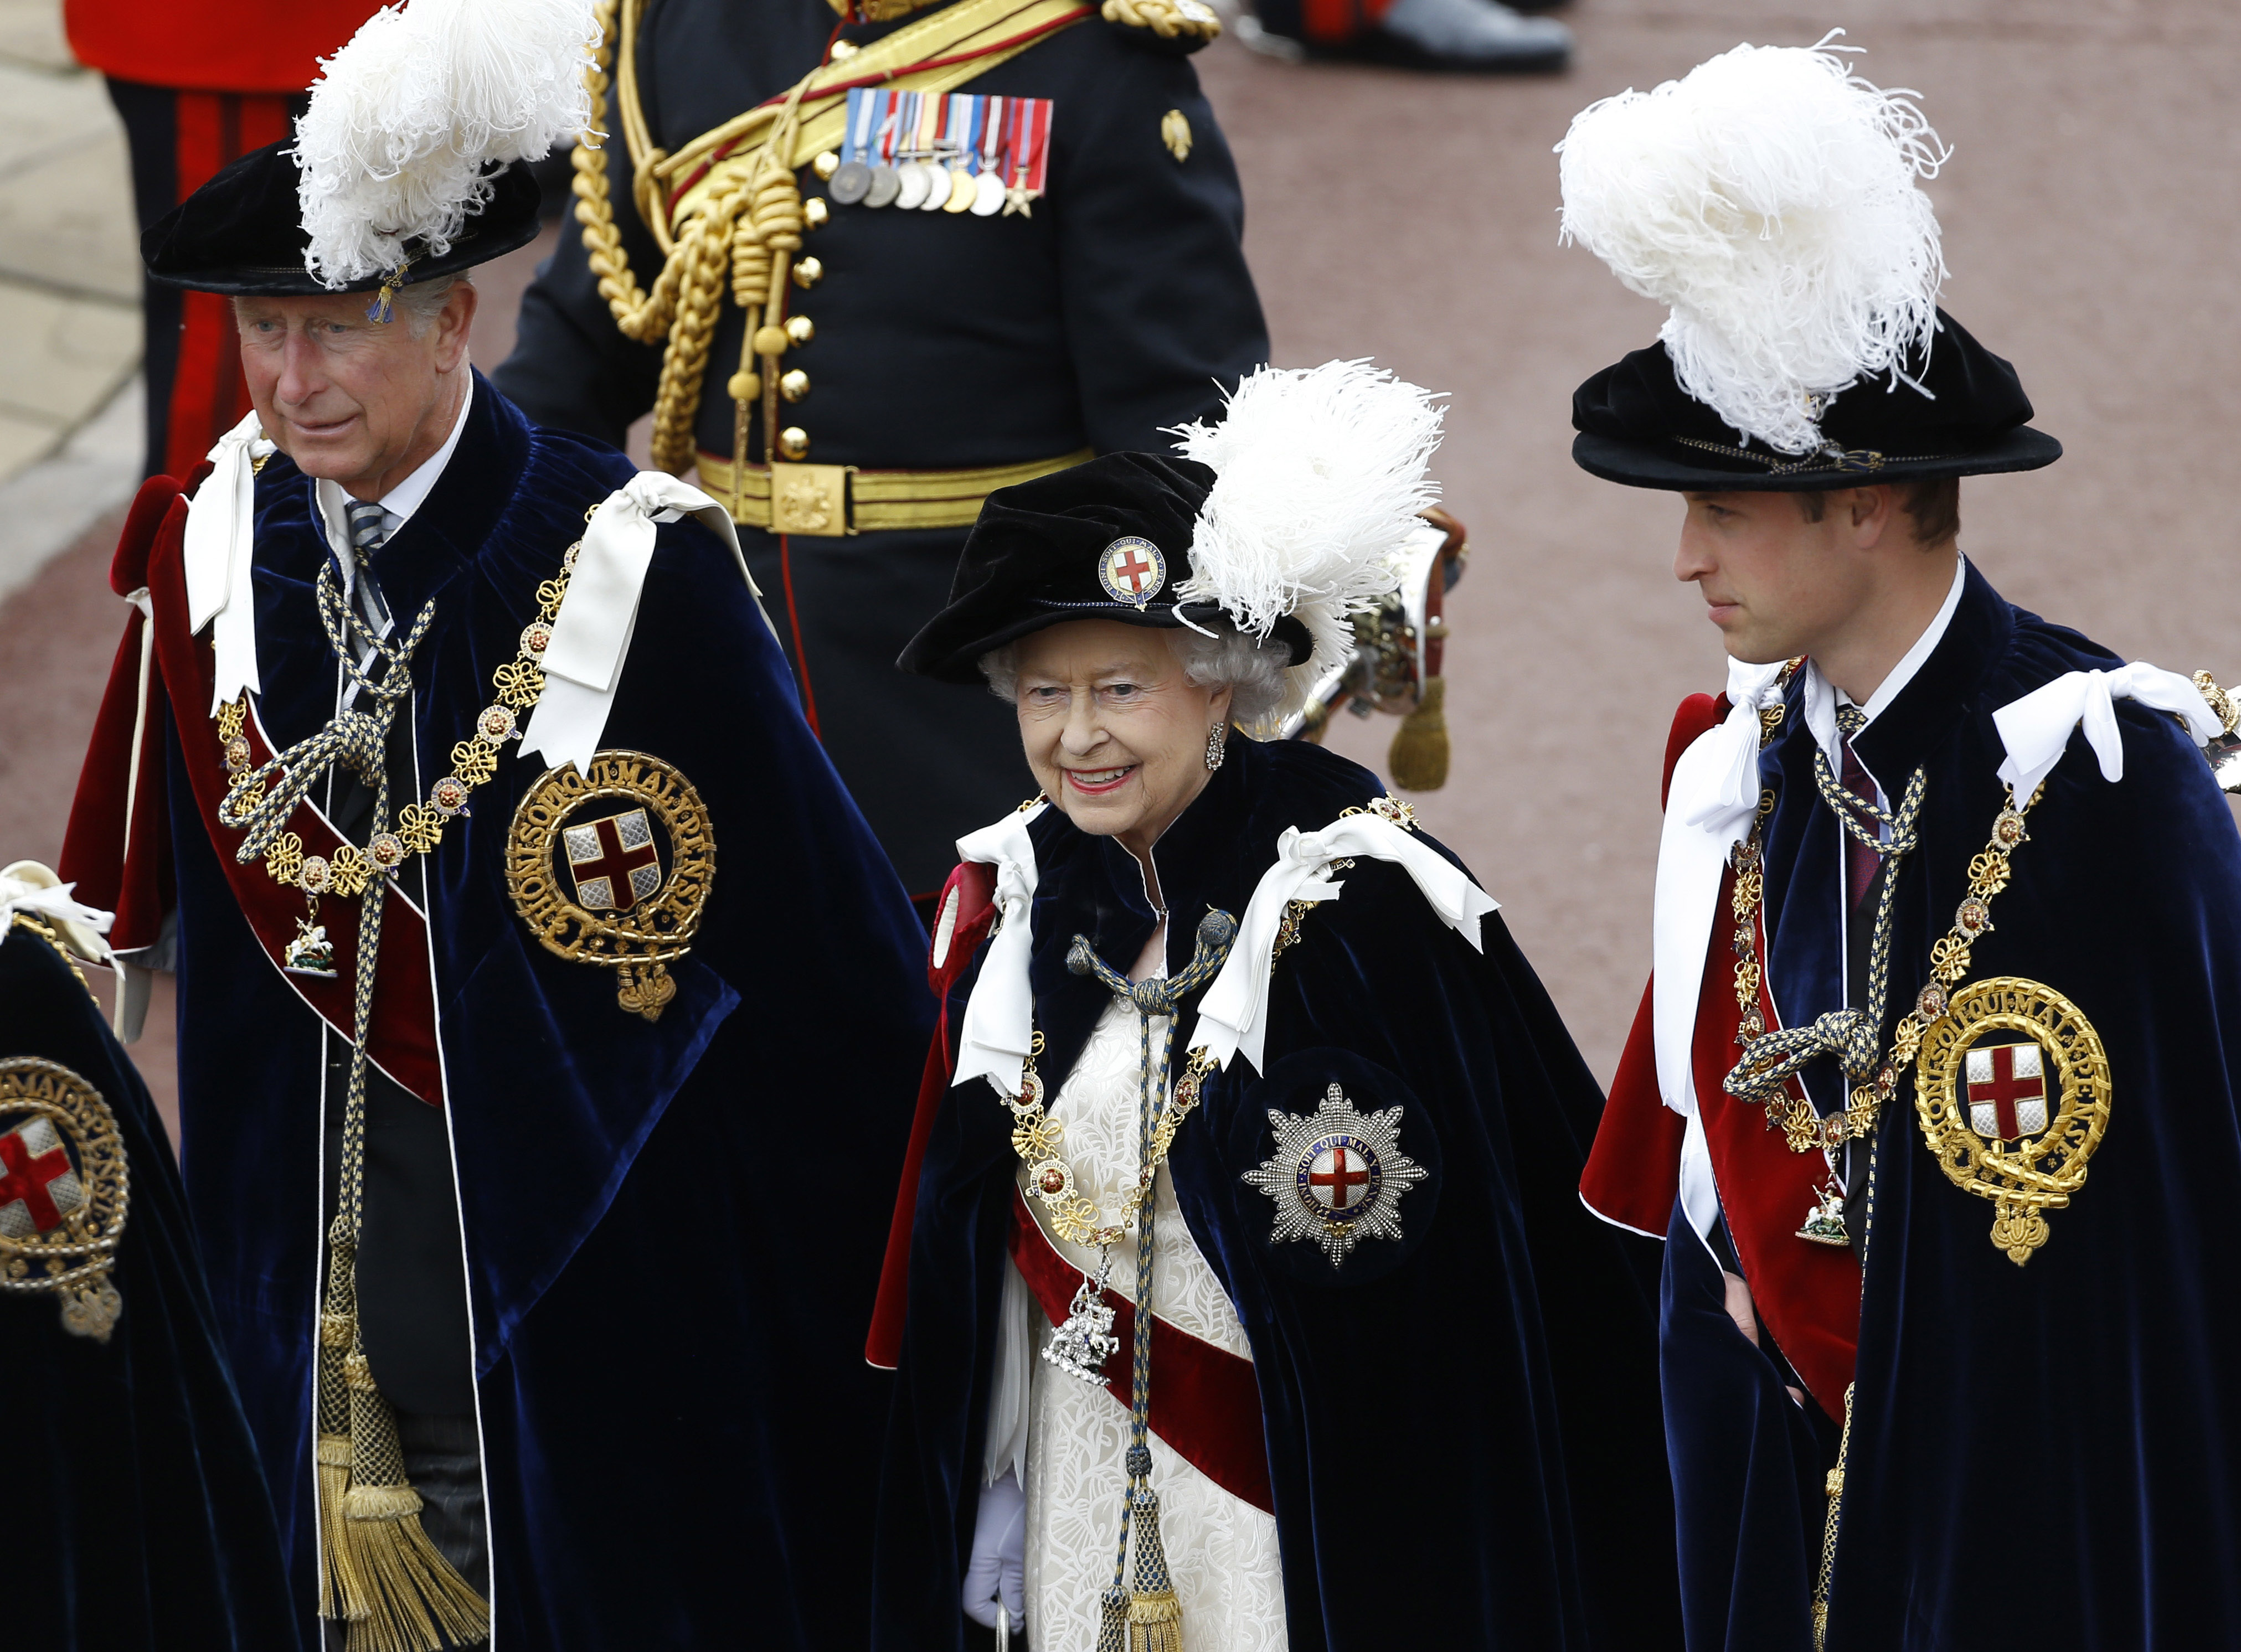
top-left (572, 0), bottom-right (1093, 474)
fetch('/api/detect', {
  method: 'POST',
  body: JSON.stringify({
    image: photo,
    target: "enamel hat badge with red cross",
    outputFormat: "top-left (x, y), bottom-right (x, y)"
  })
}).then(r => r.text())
top-left (1243, 1081), bottom-right (1426, 1267)
top-left (1097, 536), bottom-right (1167, 608)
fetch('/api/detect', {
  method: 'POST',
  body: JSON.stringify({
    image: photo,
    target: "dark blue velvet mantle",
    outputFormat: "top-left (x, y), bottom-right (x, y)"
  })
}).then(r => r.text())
top-left (1, 921), bottom-right (300, 1650)
top-left (158, 379), bottom-right (933, 1648)
top-left (1669, 562), bottom-right (2241, 1649)
top-left (872, 737), bottom-right (1680, 1649)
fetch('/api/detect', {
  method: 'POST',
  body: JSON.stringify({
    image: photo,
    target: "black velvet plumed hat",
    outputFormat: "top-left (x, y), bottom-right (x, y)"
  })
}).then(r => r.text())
top-left (142, 140), bottom-right (542, 296)
top-left (898, 452), bottom-right (1315, 684)
top-left (1572, 309), bottom-right (2063, 492)
top-left (1555, 41), bottom-right (2062, 493)
top-left (143, 0), bottom-right (592, 300)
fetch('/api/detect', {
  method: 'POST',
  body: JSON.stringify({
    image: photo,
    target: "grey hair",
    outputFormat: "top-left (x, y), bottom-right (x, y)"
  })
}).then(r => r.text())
top-left (395, 272), bottom-right (471, 337)
top-left (978, 623), bottom-right (1292, 726)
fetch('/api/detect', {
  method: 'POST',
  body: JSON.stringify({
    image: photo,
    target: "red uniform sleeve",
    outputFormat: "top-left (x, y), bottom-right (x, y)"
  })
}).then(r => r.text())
top-left (64, 0), bottom-right (382, 94)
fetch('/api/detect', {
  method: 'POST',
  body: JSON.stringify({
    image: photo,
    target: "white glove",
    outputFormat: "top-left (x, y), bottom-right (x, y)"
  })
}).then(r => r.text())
top-left (961, 1469), bottom-right (1027, 1630)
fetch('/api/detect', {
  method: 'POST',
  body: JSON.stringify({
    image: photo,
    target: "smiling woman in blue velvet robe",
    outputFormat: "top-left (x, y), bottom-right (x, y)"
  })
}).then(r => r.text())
top-left (866, 389), bottom-right (1678, 1650)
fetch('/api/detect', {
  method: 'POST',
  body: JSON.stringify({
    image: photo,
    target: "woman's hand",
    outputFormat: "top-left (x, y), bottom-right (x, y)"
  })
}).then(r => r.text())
top-left (961, 1469), bottom-right (1027, 1630)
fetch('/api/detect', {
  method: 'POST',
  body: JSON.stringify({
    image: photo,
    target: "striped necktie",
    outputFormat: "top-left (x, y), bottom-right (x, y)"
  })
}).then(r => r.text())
top-left (342, 497), bottom-right (394, 634)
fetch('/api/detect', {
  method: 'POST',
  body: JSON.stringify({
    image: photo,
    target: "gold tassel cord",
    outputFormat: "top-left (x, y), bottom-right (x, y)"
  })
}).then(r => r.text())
top-left (1125, 1486), bottom-right (1184, 1652)
top-left (1386, 673), bottom-right (1449, 792)
top-left (340, 1354), bottom-right (491, 1652)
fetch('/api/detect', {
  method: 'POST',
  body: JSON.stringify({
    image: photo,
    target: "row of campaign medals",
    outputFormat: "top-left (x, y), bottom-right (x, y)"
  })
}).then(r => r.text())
top-left (827, 87), bottom-right (1054, 216)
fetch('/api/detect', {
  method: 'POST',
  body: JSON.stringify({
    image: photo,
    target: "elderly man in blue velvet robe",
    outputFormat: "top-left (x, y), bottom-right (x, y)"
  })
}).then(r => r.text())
top-left (57, 7), bottom-right (929, 1648)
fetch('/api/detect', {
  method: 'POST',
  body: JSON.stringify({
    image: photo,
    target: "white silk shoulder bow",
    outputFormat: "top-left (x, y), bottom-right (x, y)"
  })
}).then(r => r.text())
top-left (0, 861), bottom-right (114, 964)
top-left (1651, 658), bottom-right (1789, 1117)
top-left (1993, 663), bottom-right (2221, 804)
top-left (182, 411), bottom-right (277, 714)
top-left (520, 472), bottom-right (769, 775)
top-left (1188, 809), bottom-right (1500, 1075)
top-left (951, 803), bottom-right (1050, 1096)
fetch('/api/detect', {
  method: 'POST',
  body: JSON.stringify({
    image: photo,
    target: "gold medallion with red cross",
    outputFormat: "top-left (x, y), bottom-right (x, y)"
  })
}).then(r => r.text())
top-left (504, 750), bottom-right (715, 1023)
top-left (1914, 976), bottom-right (2111, 1265)
top-left (0, 1056), bottom-right (127, 1340)
top-left (1241, 1081), bottom-right (1426, 1267)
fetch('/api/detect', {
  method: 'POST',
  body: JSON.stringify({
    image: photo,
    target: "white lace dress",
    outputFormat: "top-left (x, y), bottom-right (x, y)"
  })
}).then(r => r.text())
top-left (992, 990), bottom-right (1288, 1651)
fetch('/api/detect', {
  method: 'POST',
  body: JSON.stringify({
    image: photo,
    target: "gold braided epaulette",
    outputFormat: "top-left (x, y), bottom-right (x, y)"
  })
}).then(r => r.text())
top-left (1101, 0), bottom-right (1221, 47)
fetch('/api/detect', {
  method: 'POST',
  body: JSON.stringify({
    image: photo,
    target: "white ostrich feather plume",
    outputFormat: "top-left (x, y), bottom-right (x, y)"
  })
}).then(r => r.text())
top-left (1556, 36), bottom-right (1949, 455)
top-left (1169, 360), bottom-right (1443, 730)
top-left (295, 0), bottom-right (600, 288)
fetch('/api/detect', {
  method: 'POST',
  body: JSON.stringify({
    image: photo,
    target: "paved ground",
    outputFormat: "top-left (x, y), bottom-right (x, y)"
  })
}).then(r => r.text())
top-left (6, 0), bottom-right (2238, 1135)
top-left (0, 0), bottom-right (138, 482)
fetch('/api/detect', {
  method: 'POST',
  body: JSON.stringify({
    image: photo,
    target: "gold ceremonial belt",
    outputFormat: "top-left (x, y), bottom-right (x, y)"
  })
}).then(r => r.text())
top-left (696, 448), bottom-right (1093, 535)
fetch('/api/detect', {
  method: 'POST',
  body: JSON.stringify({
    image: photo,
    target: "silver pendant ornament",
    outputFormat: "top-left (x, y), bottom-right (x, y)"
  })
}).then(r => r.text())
top-left (1243, 1081), bottom-right (1426, 1267)
top-left (1041, 1249), bottom-right (1119, 1385)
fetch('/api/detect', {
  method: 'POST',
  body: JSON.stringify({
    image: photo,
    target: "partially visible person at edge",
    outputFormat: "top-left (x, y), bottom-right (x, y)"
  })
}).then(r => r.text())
top-left (864, 360), bottom-right (1680, 1650)
top-left (0, 865), bottom-right (302, 1650)
top-left (1243, 0), bottom-right (1572, 70)
top-left (493, 0), bottom-right (1268, 908)
top-left (59, 3), bottom-right (929, 1647)
top-left (1559, 42), bottom-right (2241, 1650)
top-left (63, 0), bottom-right (383, 478)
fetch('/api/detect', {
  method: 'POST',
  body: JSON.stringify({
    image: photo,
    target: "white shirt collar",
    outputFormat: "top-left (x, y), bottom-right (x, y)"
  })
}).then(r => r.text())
top-left (1805, 554), bottom-right (1967, 766)
top-left (316, 372), bottom-right (475, 578)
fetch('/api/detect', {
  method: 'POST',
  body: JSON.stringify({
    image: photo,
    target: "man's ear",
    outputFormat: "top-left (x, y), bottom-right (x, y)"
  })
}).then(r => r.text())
top-left (434, 282), bottom-right (480, 373)
top-left (1849, 485), bottom-right (1899, 546)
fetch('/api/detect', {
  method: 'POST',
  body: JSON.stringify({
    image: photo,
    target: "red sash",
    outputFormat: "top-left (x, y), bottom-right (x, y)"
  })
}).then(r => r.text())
top-left (63, 476), bottom-right (445, 1104)
top-left (1583, 693), bottom-right (1862, 1421)
top-left (1007, 1189), bottom-right (1274, 1515)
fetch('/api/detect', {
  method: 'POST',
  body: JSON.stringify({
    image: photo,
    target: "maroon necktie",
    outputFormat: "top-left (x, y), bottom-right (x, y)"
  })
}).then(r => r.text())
top-left (1840, 736), bottom-right (1881, 911)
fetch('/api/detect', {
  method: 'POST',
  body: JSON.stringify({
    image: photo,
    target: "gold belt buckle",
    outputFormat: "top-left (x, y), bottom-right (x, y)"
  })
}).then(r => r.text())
top-left (768, 462), bottom-right (854, 536)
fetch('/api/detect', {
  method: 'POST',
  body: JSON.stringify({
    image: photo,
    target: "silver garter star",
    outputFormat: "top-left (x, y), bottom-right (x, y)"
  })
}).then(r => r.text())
top-left (1242, 1082), bottom-right (1426, 1266)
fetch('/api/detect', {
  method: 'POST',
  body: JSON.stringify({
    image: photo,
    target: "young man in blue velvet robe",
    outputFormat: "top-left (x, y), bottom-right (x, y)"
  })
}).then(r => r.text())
top-left (1561, 41), bottom-right (2241, 1651)
top-left (56, 9), bottom-right (930, 1647)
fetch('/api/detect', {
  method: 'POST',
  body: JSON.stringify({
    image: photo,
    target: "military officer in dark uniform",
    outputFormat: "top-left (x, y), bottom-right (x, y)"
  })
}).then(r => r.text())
top-left (494, 0), bottom-right (1269, 900)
